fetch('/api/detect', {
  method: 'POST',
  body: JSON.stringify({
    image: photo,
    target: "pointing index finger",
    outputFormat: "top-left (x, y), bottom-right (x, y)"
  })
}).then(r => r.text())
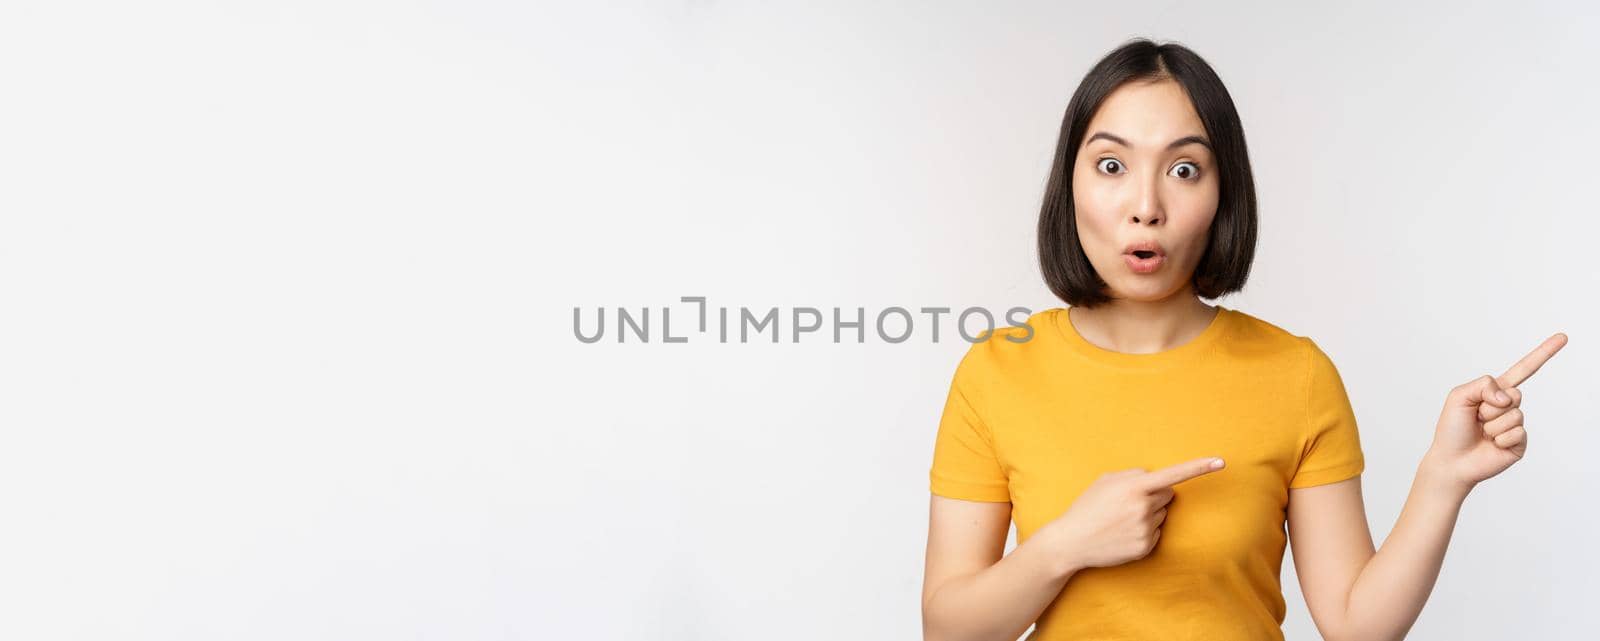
top-left (1498, 332), bottom-right (1569, 389)
top-left (1142, 456), bottom-right (1225, 490)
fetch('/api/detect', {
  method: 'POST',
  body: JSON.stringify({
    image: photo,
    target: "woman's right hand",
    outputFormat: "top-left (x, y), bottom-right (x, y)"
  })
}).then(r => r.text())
top-left (1042, 456), bottom-right (1226, 571)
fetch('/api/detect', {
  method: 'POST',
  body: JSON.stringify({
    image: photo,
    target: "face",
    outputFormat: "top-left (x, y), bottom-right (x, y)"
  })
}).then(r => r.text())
top-left (1071, 78), bottom-right (1220, 302)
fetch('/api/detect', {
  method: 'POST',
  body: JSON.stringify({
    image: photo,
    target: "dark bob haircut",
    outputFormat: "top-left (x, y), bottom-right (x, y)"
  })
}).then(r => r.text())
top-left (1037, 38), bottom-right (1257, 308)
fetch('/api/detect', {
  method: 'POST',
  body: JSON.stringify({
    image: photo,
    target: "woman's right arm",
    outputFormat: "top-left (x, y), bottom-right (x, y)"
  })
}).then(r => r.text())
top-left (920, 495), bottom-right (1080, 641)
top-left (921, 457), bottom-right (1227, 641)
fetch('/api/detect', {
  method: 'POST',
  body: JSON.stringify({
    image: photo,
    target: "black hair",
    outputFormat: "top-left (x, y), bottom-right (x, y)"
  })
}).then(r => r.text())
top-left (1037, 37), bottom-right (1257, 308)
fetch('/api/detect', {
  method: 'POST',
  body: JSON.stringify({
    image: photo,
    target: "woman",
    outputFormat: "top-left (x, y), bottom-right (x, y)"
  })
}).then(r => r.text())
top-left (920, 38), bottom-right (1568, 641)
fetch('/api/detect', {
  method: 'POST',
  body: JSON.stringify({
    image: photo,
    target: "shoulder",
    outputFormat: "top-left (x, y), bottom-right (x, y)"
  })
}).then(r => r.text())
top-left (1222, 307), bottom-right (1307, 348)
top-left (948, 308), bottom-right (1060, 385)
top-left (1217, 307), bottom-right (1327, 365)
top-left (969, 307), bottom-right (1060, 358)
top-left (1221, 308), bottom-right (1347, 393)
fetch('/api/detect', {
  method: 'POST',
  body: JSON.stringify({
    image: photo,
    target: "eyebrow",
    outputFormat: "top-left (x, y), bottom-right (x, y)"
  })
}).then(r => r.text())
top-left (1085, 131), bottom-right (1212, 152)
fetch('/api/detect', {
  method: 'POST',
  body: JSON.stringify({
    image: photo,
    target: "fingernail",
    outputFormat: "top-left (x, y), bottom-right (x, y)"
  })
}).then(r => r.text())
top-left (1210, 458), bottom-right (1225, 469)
top-left (1495, 390), bottom-right (1510, 403)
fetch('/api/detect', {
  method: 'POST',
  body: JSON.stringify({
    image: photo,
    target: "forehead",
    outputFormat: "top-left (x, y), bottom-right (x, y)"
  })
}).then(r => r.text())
top-left (1082, 79), bottom-right (1206, 146)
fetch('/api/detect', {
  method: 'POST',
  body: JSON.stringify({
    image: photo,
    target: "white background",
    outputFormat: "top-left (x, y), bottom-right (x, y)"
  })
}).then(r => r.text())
top-left (2, 1), bottom-right (1597, 639)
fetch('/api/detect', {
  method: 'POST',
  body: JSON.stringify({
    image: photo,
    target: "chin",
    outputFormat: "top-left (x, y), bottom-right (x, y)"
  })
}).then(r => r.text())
top-left (1107, 278), bottom-right (1183, 302)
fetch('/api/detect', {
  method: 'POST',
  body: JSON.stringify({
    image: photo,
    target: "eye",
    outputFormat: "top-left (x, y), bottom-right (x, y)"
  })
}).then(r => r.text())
top-left (1169, 161), bottom-right (1201, 180)
top-left (1096, 157), bottom-right (1125, 175)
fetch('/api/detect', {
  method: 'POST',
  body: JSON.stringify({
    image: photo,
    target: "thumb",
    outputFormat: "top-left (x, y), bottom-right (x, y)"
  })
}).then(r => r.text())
top-left (1458, 374), bottom-right (1512, 409)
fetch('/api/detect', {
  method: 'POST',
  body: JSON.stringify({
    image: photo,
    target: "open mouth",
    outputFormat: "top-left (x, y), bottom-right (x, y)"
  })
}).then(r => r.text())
top-left (1131, 250), bottom-right (1158, 259)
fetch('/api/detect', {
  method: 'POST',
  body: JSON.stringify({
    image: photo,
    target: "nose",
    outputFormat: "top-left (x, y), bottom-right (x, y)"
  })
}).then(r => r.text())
top-left (1130, 173), bottom-right (1163, 225)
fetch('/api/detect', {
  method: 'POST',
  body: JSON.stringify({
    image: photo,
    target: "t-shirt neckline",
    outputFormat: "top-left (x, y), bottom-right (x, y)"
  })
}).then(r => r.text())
top-left (1051, 304), bottom-right (1233, 370)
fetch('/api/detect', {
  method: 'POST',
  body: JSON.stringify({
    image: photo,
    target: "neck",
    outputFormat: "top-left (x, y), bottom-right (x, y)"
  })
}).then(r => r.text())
top-left (1068, 289), bottom-right (1217, 355)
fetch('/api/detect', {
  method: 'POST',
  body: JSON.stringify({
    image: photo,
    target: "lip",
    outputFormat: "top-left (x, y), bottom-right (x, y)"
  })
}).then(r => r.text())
top-left (1122, 239), bottom-right (1167, 257)
top-left (1122, 240), bottom-right (1167, 274)
top-left (1123, 252), bottom-right (1165, 274)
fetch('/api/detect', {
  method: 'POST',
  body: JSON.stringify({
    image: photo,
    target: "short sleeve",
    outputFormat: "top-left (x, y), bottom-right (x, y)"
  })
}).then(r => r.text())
top-left (1290, 339), bottom-right (1366, 489)
top-left (928, 347), bottom-right (1011, 502)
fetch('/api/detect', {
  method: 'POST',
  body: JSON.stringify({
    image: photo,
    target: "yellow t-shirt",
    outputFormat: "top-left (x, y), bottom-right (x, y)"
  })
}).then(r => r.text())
top-left (928, 305), bottom-right (1364, 640)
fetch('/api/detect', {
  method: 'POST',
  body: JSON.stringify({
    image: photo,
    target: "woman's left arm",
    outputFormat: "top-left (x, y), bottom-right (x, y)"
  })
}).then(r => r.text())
top-left (1287, 333), bottom-right (1568, 641)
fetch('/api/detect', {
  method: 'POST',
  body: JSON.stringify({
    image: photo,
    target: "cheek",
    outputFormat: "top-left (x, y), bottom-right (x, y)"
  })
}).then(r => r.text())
top-left (1170, 188), bottom-right (1220, 257)
top-left (1071, 195), bottom-right (1119, 253)
top-left (1174, 185), bottom-right (1220, 231)
top-left (1071, 175), bottom-right (1120, 234)
top-left (1173, 196), bottom-right (1216, 220)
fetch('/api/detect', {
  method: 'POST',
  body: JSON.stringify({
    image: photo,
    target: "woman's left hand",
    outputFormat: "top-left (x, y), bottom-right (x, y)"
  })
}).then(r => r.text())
top-left (1425, 333), bottom-right (1568, 490)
